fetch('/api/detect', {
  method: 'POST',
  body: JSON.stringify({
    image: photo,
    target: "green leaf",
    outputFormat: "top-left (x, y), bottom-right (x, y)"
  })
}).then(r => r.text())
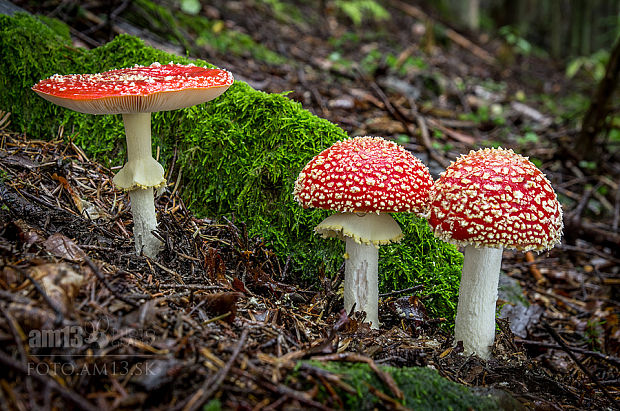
top-left (180, 0), bottom-right (201, 15)
top-left (565, 58), bottom-right (583, 79)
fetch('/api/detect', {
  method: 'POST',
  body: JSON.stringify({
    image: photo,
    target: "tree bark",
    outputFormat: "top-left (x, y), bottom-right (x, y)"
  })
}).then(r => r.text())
top-left (574, 34), bottom-right (620, 160)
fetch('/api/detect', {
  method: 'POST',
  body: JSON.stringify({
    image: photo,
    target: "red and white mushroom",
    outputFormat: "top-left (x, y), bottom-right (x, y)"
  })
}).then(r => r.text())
top-left (294, 136), bottom-right (433, 328)
top-left (428, 147), bottom-right (563, 358)
top-left (33, 63), bottom-right (233, 257)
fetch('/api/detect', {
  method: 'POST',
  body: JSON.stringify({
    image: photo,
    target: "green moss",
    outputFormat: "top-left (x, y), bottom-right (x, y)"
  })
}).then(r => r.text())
top-left (0, 13), bottom-right (462, 324)
top-left (380, 214), bottom-right (463, 321)
top-left (300, 361), bottom-right (500, 410)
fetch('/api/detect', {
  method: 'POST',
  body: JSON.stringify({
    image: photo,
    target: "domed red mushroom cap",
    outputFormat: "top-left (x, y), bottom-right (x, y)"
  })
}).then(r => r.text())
top-left (32, 62), bottom-right (233, 114)
top-left (429, 147), bottom-right (563, 251)
top-left (293, 136), bottom-right (433, 214)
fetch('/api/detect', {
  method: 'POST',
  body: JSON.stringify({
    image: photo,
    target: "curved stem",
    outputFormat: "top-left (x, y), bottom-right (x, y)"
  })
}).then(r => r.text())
top-left (344, 237), bottom-right (379, 329)
top-left (454, 245), bottom-right (503, 359)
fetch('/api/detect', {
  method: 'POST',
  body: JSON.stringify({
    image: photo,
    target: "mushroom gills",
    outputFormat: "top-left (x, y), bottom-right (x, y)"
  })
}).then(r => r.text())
top-left (314, 212), bottom-right (404, 246)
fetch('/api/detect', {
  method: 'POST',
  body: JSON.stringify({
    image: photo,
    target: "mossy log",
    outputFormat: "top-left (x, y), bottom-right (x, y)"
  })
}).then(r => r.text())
top-left (0, 13), bottom-right (462, 323)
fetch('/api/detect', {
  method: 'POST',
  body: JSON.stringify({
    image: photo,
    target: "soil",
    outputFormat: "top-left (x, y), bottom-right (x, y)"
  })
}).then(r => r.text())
top-left (1, 0), bottom-right (619, 409)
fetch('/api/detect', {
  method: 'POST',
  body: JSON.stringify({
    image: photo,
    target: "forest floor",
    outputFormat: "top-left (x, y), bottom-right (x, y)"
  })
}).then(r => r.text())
top-left (1, 0), bottom-right (620, 409)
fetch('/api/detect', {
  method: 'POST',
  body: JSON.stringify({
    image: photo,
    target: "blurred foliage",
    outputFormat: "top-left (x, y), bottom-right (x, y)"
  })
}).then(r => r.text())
top-left (0, 13), bottom-right (463, 324)
top-left (499, 26), bottom-right (533, 56)
top-left (179, 0), bottom-right (201, 15)
top-left (175, 13), bottom-right (287, 65)
top-left (132, 0), bottom-right (288, 65)
top-left (332, 0), bottom-right (390, 26)
top-left (255, 0), bottom-right (306, 25)
top-left (566, 49), bottom-right (610, 82)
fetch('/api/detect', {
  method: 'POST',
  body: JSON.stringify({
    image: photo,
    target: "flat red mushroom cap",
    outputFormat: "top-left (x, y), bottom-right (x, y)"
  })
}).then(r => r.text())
top-left (428, 147), bottom-right (563, 251)
top-left (293, 136), bottom-right (433, 214)
top-left (32, 62), bottom-right (233, 114)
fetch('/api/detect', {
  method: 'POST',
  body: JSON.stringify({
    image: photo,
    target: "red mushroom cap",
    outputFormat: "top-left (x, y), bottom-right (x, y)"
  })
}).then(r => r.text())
top-left (32, 62), bottom-right (233, 114)
top-left (293, 136), bottom-right (433, 214)
top-left (428, 147), bottom-right (563, 251)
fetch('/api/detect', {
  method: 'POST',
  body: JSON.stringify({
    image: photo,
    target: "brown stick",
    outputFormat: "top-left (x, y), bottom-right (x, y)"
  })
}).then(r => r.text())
top-left (524, 251), bottom-right (546, 285)
top-left (515, 338), bottom-right (620, 367)
top-left (389, 0), bottom-right (496, 65)
top-left (83, 255), bottom-right (139, 307)
top-left (369, 81), bottom-right (450, 168)
top-left (183, 328), bottom-right (249, 411)
top-left (379, 285), bottom-right (424, 298)
top-left (542, 321), bottom-right (620, 409)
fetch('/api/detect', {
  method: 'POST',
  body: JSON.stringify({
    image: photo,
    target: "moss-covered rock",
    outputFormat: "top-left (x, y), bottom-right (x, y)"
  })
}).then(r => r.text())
top-left (300, 361), bottom-right (503, 410)
top-left (0, 13), bottom-right (463, 323)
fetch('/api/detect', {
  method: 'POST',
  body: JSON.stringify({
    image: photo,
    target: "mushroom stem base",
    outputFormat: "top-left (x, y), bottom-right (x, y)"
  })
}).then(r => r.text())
top-left (129, 187), bottom-right (161, 258)
top-left (454, 245), bottom-right (503, 359)
top-left (344, 237), bottom-right (379, 329)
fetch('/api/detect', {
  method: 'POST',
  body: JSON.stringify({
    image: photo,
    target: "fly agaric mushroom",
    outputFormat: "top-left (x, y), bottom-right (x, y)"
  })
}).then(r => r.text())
top-left (32, 63), bottom-right (233, 258)
top-left (428, 147), bottom-right (563, 359)
top-left (293, 136), bottom-right (433, 328)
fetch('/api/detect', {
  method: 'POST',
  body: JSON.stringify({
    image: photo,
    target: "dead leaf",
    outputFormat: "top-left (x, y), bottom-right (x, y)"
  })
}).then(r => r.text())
top-left (500, 303), bottom-right (544, 338)
top-left (202, 292), bottom-right (242, 323)
top-left (29, 263), bottom-right (85, 315)
top-left (232, 277), bottom-right (247, 293)
top-left (44, 233), bottom-right (87, 262)
top-left (365, 116), bottom-right (407, 134)
top-left (391, 295), bottom-right (429, 322)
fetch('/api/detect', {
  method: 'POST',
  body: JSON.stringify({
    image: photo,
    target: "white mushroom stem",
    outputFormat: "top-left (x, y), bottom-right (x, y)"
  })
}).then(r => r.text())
top-left (129, 187), bottom-right (161, 258)
top-left (124, 113), bottom-right (152, 163)
top-left (315, 212), bottom-right (403, 330)
top-left (454, 245), bottom-right (503, 359)
top-left (344, 237), bottom-right (379, 329)
top-left (115, 112), bottom-right (163, 258)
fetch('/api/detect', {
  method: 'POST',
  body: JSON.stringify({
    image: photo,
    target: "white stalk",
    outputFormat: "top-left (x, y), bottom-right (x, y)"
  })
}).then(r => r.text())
top-left (117, 112), bottom-right (163, 258)
top-left (124, 112), bottom-right (152, 163)
top-left (344, 237), bottom-right (379, 329)
top-left (454, 245), bottom-right (503, 359)
top-left (129, 187), bottom-right (161, 257)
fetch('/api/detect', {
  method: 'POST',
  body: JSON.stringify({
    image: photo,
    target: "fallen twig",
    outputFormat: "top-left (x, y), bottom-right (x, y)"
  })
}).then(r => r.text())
top-left (183, 328), bottom-right (249, 411)
top-left (542, 321), bottom-right (620, 409)
top-left (82, 255), bottom-right (139, 307)
top-left (0, 349), bottom-right (99, 411)
top-left (515, 338), bottom-right (620, 367)
top-left (379, 285), bottom-right (424, 298)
